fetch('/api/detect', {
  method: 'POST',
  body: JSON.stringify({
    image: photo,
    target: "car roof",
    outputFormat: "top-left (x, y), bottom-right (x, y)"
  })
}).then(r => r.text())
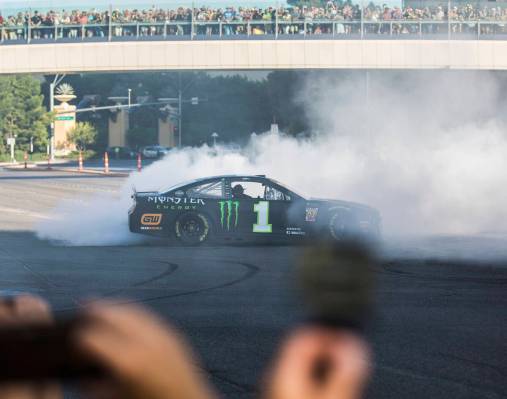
top-left (158, 175), bottom-right (305, 198)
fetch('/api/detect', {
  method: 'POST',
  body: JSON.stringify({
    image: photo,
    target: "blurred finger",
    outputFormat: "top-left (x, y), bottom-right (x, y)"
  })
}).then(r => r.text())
top-left (326, 334), bottom-right (371, 399)
top-left (83, 302), bottom-right (167, 340)
top-left (76, 323), bottom-right (134, 378)
top-left (13, 295), bottom-right (52, 322)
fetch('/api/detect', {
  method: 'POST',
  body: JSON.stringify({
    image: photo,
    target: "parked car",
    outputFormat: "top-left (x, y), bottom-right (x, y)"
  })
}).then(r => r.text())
top-left (106, 146), bottom-right (136, 159)
top-left (141, 146), bottom-right (172, 159)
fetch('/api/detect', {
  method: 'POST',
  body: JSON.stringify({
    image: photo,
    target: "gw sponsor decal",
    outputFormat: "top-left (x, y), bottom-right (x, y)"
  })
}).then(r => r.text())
top-left (305, 207), bottom-right (319, 222)
top-left (141, 214), bottom-right (162, 225)
top-left (148, 196), bottom-right (205, 206)
top-left (140, 213), bottom-right (163, 230)
top-left (218, 200), bottom-right (239, 230)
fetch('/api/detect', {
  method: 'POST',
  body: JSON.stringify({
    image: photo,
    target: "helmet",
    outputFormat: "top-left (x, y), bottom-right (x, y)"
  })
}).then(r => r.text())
top-left (232, 184), bottom-right (245, 195)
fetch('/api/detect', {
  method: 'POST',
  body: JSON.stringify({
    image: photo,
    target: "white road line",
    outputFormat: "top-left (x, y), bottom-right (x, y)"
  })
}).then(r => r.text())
top-left (0, 206), bottom-right (50, 220)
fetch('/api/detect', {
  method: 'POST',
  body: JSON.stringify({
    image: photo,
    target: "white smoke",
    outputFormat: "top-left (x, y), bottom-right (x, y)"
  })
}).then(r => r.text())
top-left (36, 70), bottom-right (507, 245)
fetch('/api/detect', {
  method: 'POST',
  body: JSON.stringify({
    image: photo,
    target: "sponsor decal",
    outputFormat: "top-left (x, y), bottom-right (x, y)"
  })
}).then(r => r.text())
top-left (156, 204), bottom-right (198, 211)
top-left (286, 227), bottom-right (306, 236)
top-left (141, 214), bottom-right (162, 226)
top-left (140, 214), bottom-right (163, 230)
top-left (305, 207), bottom-right (319, 222)
top-left (147, 196), bottom-right (205, 206)
top-left (219, 200), bottom-right (240, 230)
top-left (174, 190), bottom-right (185, 197)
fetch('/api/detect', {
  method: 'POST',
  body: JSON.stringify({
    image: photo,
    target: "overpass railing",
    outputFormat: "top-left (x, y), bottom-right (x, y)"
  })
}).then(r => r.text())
top-left (2, 20), bottom-right (507, 44)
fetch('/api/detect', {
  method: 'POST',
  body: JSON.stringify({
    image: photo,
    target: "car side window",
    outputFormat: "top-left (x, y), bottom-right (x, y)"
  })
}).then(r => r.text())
top-left (230, 181), bottom-right (265, 199)
top-left (264, 185), bottom-right (289, 201)
top-left (186, 180), bottom-right (224, 199)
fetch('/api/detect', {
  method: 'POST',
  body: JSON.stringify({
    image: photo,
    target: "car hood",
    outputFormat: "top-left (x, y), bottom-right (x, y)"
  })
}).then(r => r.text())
top-left (308, 198), bottom-right (379, 214)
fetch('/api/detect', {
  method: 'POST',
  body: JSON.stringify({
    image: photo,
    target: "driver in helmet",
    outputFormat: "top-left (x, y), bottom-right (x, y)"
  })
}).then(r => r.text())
top-left (232, 184), bottom-right (251, 199)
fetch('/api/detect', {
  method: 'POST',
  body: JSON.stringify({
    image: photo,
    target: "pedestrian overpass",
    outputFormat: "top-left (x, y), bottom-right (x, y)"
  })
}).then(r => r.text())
top-left (2, 19), bottom-right (507, 73)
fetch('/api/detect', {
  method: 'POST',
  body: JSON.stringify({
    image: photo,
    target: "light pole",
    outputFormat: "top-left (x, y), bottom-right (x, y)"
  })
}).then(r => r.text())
top-left (211, 132), bottom-right (219, 147)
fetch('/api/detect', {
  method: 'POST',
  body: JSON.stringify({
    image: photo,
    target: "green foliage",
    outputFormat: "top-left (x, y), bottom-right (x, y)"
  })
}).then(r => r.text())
top-left (55, 83), bottom-right (75, 96)
top-left (0, 151), bottom-right (49, 163)
top-left (0, 76), bottom-right (50, 154)
top-left (67, 122), bottom-right (97, 151)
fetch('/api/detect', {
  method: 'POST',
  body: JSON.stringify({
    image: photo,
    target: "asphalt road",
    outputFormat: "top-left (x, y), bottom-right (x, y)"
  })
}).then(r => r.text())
top-left (0, 169), bottom-right (505, 399)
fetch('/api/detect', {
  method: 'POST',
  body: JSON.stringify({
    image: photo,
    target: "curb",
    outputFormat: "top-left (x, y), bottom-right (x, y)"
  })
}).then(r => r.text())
top-left (2, 165), bottom-right (129, 177)
top-left (50, 167), bottom-right (130, 177)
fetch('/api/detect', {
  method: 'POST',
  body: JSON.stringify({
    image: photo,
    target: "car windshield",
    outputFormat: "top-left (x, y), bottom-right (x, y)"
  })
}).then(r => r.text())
top-left (268, 178), bottom-right (307, 199)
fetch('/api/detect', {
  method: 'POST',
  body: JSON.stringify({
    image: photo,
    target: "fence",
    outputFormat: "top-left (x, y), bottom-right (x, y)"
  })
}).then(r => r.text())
top-left (2, 19), bottom-right (507, 44)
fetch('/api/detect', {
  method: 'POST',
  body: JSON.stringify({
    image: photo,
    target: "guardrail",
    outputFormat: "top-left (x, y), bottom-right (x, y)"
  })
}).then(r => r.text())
top-left (2, 20), bottom-right (507, 44)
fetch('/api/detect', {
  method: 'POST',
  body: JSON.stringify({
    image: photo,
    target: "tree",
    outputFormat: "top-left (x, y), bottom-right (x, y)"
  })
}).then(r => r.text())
top-left (67, 122), bottom-right (97, 151)
top-left (0, 76), bottom-right (50, 154)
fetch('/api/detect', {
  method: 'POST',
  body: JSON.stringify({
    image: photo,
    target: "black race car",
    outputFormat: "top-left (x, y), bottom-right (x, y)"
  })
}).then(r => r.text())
top-left (129, 175), bottom-right (381, 244)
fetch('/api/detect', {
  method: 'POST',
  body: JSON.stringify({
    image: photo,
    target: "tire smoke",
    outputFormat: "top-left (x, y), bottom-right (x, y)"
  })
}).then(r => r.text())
top-left (36, 70), bottom-right (507, 246)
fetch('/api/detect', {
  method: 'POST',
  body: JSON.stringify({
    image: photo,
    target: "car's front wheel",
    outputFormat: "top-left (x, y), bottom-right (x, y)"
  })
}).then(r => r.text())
top-left (175, 212), bottom-right (211, 245)
top-left (328, 210), bottom-right (356, 241)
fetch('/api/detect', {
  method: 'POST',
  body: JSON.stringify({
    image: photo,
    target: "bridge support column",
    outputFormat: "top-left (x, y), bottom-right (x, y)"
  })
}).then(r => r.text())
top-left (108, 108), bottom-right (129, 147)
top-left (158, 116), bottom-right (176, 147)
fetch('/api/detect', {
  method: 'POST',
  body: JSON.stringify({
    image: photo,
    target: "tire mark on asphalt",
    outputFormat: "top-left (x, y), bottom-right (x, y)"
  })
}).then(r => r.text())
top-left (118, 260), bottom-right (260, 305)
top-left (0, 246), bottom-right (83, 308)
top-left (0, 246), bottom-right (58, 290)
top-left (377, 363), bottom-right (503, 397)
top-left (377, 261), bottom-right (507, 285)
top-left (100, 262), bottom-right (179, 298)
top-left (207, 369), bottom-right (258, 394)
top-left (55, 260), bottom-right (260, 312)
top-left (436, 352), bottom-right (507, 378)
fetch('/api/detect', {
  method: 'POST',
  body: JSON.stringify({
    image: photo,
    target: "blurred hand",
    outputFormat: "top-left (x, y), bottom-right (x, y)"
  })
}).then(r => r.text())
top-left (0, 295), bottom-right (62, 399)
top-left (77, 302), bottom-right (217, 399)
top-left (263, 328), bottom-right (371, 399)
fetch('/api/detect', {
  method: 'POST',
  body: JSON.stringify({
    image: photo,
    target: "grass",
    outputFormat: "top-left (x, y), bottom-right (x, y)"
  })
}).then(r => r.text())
top-left (0, 150), bottom-right (99, 163)
top-left (0, 151), bottom-right (49, 163)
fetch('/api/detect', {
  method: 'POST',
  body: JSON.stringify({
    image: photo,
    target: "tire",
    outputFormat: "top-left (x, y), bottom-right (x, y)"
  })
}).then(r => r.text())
top-left (328, 210), bottom-right (356, 241)
top-left (175, 212), bottom-right (211, 245)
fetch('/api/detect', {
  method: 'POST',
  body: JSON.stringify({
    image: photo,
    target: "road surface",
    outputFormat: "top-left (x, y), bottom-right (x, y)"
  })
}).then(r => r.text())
top-left (0, 169), bottom-right (505, 398)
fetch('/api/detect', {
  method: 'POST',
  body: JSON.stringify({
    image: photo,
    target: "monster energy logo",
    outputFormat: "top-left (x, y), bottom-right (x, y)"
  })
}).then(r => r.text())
top-left (219, 200), bottom-right (240, 230)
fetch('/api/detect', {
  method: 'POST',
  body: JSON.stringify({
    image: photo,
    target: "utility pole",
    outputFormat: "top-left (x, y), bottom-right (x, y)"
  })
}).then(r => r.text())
top-left (178, 88), bottom-right (182, 147)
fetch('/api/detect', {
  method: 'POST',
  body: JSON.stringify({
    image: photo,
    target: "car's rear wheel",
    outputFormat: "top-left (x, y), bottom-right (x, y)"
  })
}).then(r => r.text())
top-left (175, 212), bottom-right (211, 245)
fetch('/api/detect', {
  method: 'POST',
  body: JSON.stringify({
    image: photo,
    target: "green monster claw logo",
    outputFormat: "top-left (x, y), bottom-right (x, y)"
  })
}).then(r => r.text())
top-left (219, 200), bottom-right (240, 230)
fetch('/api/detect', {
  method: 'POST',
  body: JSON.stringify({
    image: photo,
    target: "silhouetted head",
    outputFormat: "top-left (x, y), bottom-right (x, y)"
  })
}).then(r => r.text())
top-left (232, 184), bottom-right (245, 196)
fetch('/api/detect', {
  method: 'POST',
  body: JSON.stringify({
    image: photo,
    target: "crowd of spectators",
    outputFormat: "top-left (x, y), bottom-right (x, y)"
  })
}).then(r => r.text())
top-left (2, 2), bottom-right (507, 41)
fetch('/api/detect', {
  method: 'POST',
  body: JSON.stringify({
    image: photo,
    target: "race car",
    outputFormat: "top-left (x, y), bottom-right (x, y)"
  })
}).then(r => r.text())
top-left (129, 175), bottom-right (381, 245)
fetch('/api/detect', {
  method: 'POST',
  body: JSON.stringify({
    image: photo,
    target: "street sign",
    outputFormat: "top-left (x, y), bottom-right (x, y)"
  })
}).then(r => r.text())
top-left (55, 115), bottom-right (74, 121)
top-left (6, 137), bottom-right (15, 146)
